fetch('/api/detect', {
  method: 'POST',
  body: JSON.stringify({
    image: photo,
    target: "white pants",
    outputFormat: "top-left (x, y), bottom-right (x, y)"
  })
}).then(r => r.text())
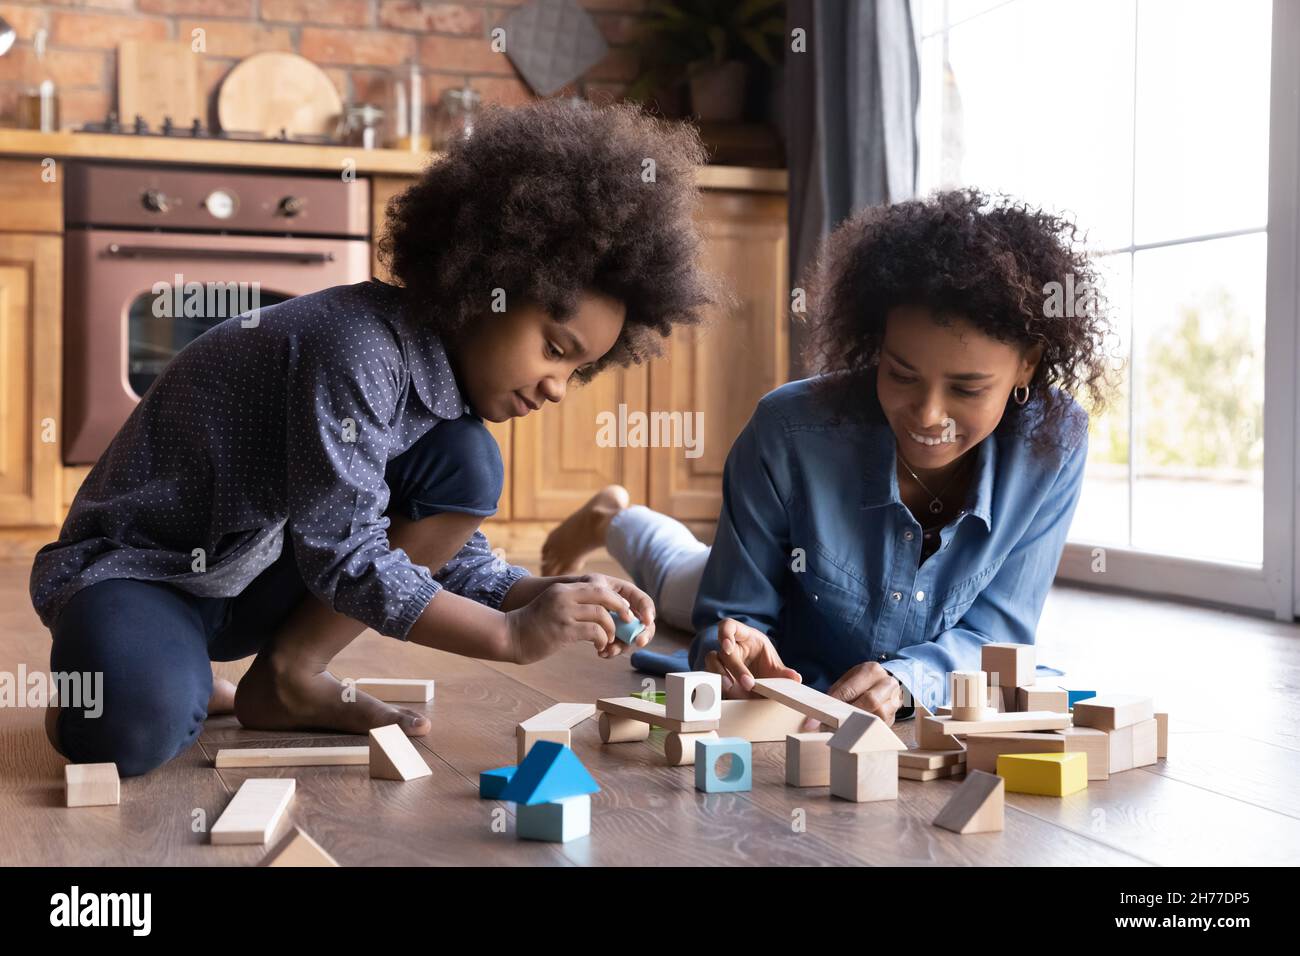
top-left (604, 505), bottom-right (710, 632)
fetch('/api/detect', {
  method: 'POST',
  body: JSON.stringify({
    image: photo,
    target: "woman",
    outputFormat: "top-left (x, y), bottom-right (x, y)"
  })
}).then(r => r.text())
top-left (541, 189), bottom-right (1115, 727)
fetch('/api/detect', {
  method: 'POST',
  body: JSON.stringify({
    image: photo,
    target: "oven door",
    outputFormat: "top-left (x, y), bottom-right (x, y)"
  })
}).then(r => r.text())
top-left (63, 229), bottom-right (371, 465)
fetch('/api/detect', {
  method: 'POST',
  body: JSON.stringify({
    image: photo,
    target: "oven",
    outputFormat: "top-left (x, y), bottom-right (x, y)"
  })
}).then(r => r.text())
top-left (62, 162), bottom-right (371, 464)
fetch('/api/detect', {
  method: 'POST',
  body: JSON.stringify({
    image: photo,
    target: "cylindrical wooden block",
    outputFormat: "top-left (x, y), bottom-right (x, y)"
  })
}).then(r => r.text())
top-left (599, 711), bottom-right (651, 744)
top-left (951, 671), bottom-right (989, 721)
top-left (664, 730), bottom-right (718, 766)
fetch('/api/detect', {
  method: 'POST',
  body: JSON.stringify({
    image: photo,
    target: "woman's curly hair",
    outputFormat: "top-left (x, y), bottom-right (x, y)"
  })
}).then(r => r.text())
top-left (803, 188), bottom-right (1117, 458)
top-left (379, 99), bottom-right (731, 382)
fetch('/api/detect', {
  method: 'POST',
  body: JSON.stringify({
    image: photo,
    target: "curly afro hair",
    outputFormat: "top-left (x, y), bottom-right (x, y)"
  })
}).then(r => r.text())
top-left (802, 188), bottom-right (1117, 458)
top-left (378, 99), bottom-right (732, 383)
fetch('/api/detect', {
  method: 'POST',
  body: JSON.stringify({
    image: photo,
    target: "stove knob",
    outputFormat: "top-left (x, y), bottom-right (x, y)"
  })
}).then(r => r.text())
top-left (141, 189), bottom-right (172, 213)
top-left (277, 195), bottom-right (307, 218)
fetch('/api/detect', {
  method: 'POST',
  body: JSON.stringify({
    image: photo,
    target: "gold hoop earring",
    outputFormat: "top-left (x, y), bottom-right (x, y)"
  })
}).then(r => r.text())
top-left (1013, 384), bottom-right (1030, 405)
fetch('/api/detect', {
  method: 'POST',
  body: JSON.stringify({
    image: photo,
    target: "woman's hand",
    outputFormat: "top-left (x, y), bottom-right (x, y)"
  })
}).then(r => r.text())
top-left (704, 618), bottom-right (801, 697)
top-left (804, 661), bottom-right (902, 730)
top-left (505, 572), bottom-right (655, 665)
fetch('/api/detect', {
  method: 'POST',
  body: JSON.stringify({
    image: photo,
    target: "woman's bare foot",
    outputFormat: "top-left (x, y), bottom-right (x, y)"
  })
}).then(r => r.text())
top-left (234, 652), bottom-right (431, 737)
top-left (208, 677), bottom-right (238, 715)
top-left (541, 484), bottom-right (630, 576)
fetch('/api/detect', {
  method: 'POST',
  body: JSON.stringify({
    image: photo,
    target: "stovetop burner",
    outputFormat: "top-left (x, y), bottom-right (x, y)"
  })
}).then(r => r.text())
top-left (76, 111), bottom-right (339, 146)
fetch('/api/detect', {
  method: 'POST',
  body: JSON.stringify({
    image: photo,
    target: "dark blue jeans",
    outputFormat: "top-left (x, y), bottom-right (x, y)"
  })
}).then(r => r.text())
top-left (48, 415), bottom-right (503, 777)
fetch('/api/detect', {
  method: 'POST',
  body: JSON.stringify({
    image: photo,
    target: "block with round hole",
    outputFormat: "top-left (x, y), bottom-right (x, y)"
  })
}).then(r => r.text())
top-left (667, 671), bottom-right (722, 723)
top-left (694, 737), bottom-right (752, 793)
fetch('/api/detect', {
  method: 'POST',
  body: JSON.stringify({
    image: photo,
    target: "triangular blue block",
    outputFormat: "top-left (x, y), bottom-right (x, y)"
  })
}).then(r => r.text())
top-left (479, 765), bottom-right (516, 799)
top-left (498, 741), bottom-right (599, 806)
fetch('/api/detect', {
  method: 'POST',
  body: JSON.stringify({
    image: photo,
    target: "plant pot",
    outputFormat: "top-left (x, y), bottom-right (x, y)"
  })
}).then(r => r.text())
top-left (688, 59), bottom-right (748, 122)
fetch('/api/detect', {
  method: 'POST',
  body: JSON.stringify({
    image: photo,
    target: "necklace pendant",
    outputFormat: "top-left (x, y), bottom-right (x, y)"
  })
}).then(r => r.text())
top-left (928, 498), bottom-right (943, 514)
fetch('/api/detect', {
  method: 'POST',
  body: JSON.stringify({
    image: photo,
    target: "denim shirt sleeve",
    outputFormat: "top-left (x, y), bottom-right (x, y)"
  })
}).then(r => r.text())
top-left (689, 398), bottom-right (794, 669)
top-left (283, 329), bottom-right (442, 640)
top-left (433, 528), bottom-right (531, 611)
top-left (882, 430), bottom-right (1089, 712)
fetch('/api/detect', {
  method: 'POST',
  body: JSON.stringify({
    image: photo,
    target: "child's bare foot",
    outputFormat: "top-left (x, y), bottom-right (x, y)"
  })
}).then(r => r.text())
top-left (234, 652), bottom-right (431, 737)
top-left (208, 677), bottom-right (238, 716)
top-left (541, 484), bottom-right (630, 576)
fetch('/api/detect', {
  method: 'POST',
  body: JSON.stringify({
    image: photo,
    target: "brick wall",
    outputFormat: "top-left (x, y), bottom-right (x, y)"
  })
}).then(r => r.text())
top-left (0, 0), bottom-right (645, 130)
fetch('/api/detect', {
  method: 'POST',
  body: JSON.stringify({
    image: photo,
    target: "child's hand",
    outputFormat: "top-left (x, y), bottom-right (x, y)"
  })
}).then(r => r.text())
top-left (705, 618), bottom-right (801, 698)
top-left (505, 573), bottom-right (655, 664)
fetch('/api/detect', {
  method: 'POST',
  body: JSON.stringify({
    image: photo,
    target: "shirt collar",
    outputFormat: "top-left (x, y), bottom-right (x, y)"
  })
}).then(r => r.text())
top-left (374, 280), bottom-right (472, 420)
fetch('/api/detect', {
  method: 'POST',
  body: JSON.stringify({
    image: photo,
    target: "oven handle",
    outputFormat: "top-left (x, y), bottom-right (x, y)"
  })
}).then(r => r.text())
top-left (104, 243), bottom-right (336, 264)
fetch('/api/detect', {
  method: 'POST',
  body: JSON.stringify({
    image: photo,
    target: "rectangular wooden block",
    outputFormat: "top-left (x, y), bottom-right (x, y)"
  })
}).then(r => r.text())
top-left (750, 678), bottom-right (862, 730)
top-left (1154, 712), bottom-right (1168, 759)
top-left (719, 698), bottom-right (806, 741)
top-left (916, 703), bottom-right (965, 752)
top-left (215, 746), bottom-right (369, 769)
top-left (922, 710), bottom-right (1070, 737)
top-left (1108, 724), bottom-right (1135, 773)
top-left (519, 702), bottom-right (597, 731)
top-left (517, 726), bottom-right (570, 764)
top-left (899, 748), bottom-right (966, 771)
top-left (1016, 684), bottom-right (1069, 713)
top-left (596, 696), bottom-right (717, 734)
top-left (829, 749), bottom-right (897, 802)
top-left (354, 678), bottom-right (435, 702)
top-left (981, 643), bottom-right (1035, 691)
top-left (963, 732), bottom-right (1066, 775)
top-left (1132, 717), bottom-right (1158, 768)
top-left (1071, 694), bottom-right (1154, 731)
top-left (64, 763), bottom-right (120, 808)
top-left (1052, 726), bottom-right (1110, 780)
top-left (997, 752), bottom-right (1087, 796)
top-left (785, 732), bottom-right (832, 787)
top-left (900, 763), bottom-right (964, 781)
top-left (211, 778), bottom-right (296, 845)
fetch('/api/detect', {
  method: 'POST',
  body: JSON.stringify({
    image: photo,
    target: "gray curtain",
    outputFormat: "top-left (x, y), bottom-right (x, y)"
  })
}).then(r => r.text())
top-left (786, 0), bottom-right (921, 378)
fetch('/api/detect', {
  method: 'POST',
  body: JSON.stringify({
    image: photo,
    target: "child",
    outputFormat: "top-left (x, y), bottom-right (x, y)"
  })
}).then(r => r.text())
top-left (542, 189), bottom-right (1116, 728)
top-left (30, 100), bottom-right (725, 776)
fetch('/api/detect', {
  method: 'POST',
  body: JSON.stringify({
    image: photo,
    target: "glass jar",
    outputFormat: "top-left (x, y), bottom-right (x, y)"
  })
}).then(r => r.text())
top-left (338, 103), bottom-right (384, 149)
top-left (432, 85), bottom-right (482, 150)
top-left (17, 28), bottom-right (59, 132)
top-left (384, 61), bottom-right (431, 153)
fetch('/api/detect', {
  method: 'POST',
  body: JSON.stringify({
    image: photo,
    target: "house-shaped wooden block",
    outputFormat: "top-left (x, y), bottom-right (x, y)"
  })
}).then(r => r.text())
top-left (828, 711), bottom-right (906, 803)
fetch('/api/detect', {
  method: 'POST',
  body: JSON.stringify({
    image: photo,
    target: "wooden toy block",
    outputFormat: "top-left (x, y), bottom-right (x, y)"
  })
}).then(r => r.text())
top-left (1051, 727), bottom-right (1110, 779)
top-left (899, 748), bottom-right (966, 771)
top-left (718, 698), bottom-right (806, 741)
top-left (1066, 689), bottom-right (1097, 709)
top-left (1132, 717), bottom-right (1158, 768)
top-left (665, 730), bottom-right (718, 766)
top-left (215, 746), bottom-right (369, 769)
top-left (694, 737), bottom-right (752, 793)
top-left (1016, 683), bottom-right (1069, 713)
top-left (259, 826), bottom-right (339, 867)
top-left (666, 671), bottom-right (722, 722)
top-left (211, 778), bottom-right (296, 845)
top-left (598, 711), bottom-right (651, 743)
top-left (499, 741), bottom-right (599, 806)
top-left (610, 609), bottom-right (645, 644)
top-left (1071, 694), bottom-right (1154, 731)
top-left (950, 671), bottom-right (993, 721)
top-left (517, 726), bottom-right (570, 764)
top-left (630, 690), bottom-right (666, 704)
top-left (981, 643), bottom-right (1035, 692)
top-left (986, 679), bottom-right (1011, 713)
top-left (1108, 724), bottom-right (1135, 773)
top-left (915, 703), bottom-right (966, 752)
top-left (932, 769), bottom-right (1004, 834)
top-left (353, 678), bottom-right (435, 702)
top-left (369, 723), bottom-right (432, 781)
top-left (1154, 712), bottom-right (1168, 759)
top-left (785, 732), bottom-right (833, 787)
top-left (596, 696), bottom-right (717, 734)
top-left (516, 702), bottom-right (596, 763)
top-left (964, 732), bottom-right (1066, 775)
top-left (900, 763), bottom-right (964, 781)
top-left (997, 752), bottom-right (1088, 796)
top-left (517, 793), bottom-right (591, 842)
top-left (830, 749), bottom-right (898, 802)
top-left (829, 710), bottom-right (907, 754)
top-left (64, 763), bottom-right (120, 808)
top-left (750, 677), bottom-right (863, 730)
top-left (922, 710), bottom-right (1070, 737)
top-left (479, 766), bottom-right (516, 799)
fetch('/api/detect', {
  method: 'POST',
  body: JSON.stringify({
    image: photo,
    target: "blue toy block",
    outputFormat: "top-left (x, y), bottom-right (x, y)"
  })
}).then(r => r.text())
top-left (1066, 689), bottom-right (1098, 709)
top-left (610, 610), bottom-right (646, 644)
top-left (516, 794), bottom-right (591, 843)
top-left (498, 740), bottom-right (600, 806)
top-left (479, 765), bottom-right (516, 799)
top-left (694, 737), bottom-right (752, 793)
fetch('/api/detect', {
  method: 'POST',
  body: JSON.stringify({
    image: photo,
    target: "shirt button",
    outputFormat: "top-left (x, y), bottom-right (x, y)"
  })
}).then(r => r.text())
top-left (915, 590), bottom-right (925, 601)
top-left (891, 591), bottom-right (902, 601)
top-left (903, 531), bottom-right (914, 541)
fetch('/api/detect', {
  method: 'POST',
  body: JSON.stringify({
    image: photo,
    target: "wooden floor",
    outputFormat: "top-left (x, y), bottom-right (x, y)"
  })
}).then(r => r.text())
top-left (1, 542), bottom-right (1297, 867)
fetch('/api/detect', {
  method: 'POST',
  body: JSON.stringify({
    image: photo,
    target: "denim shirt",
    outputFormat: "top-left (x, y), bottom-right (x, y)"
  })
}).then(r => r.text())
top-left (689, 372), bottom-right (1088, 712)
top-left (30, 279), bottom-right (529, 639)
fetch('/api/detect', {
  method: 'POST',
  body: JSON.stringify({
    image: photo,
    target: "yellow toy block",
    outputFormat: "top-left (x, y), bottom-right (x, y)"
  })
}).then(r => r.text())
top-left (996, 752), bottom-right (1088, 796)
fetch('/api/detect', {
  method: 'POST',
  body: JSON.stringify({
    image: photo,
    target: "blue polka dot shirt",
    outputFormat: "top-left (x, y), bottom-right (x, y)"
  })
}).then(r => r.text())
top-left (29, 279), bottom-right (530, 639)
